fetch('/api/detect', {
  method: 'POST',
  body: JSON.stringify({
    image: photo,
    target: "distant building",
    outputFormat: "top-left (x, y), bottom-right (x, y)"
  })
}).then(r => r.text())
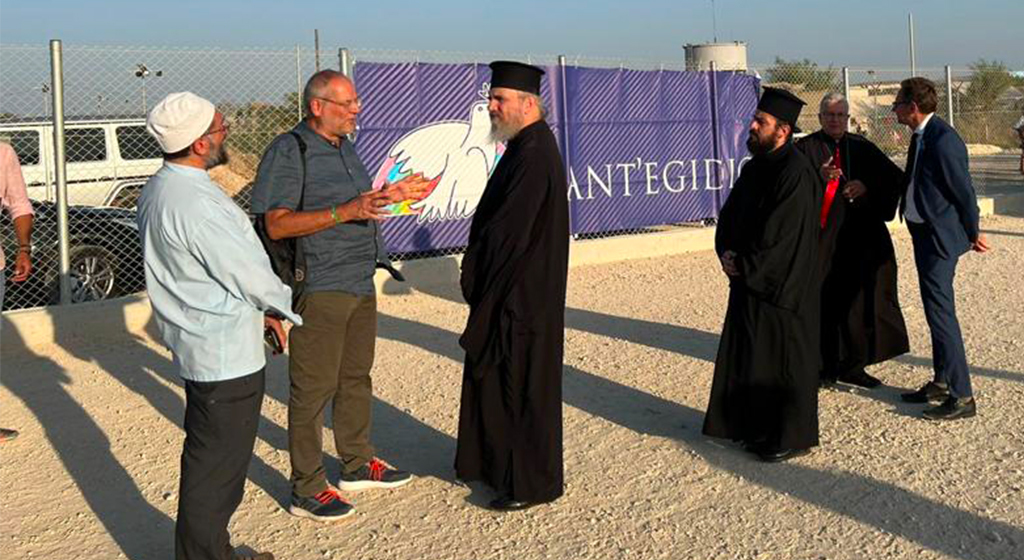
top-left (683, 42), bottom-right (748, 72)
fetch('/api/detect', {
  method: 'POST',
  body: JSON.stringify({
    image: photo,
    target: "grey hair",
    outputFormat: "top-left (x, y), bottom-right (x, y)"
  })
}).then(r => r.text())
top-left (819, 92), bottom-right (848, 114)
top-left (302, 69), bottom-right (348, 118)
top-left (518, 91), bottom-right (548, 119)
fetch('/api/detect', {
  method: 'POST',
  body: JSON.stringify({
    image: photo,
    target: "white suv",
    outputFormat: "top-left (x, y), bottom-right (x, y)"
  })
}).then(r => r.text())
top-left (0, 118), bottom-right (162, 208)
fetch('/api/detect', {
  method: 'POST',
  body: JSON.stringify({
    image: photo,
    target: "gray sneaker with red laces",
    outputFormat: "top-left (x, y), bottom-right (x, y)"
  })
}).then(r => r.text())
top-left (288, 487), bottom-right (355, 522)
top-left (337, 458), bottom-right (412, 491)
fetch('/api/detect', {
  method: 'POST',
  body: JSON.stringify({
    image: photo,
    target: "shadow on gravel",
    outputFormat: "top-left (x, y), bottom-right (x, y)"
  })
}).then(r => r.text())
top-left (892, 354), bottom-right (1023, 384)
top-left (2, 315), bottom-right (174, 560)
top-left (980, 229), bottom-right (1024, 238)
top-left (563, 364), bottom-right (1023, 560)
top-left (564, 308), bottom-right (719, 362)
top-left (374, 313), bottom-right (461, 483)
top-left (49, 312), bottom-right (293, 514)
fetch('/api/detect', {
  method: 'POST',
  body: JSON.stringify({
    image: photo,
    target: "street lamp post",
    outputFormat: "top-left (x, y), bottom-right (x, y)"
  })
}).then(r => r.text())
top-left (135, 63), bottom-right (163, 116)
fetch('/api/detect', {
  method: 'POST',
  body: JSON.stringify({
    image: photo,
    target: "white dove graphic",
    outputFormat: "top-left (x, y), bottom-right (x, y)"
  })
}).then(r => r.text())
top-left (385, 92), bottom-right (501, 223)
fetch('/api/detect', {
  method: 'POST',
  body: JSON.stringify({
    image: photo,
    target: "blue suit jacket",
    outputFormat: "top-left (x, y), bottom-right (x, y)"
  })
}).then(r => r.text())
top-left (904, 115), bottom-right (980, 259)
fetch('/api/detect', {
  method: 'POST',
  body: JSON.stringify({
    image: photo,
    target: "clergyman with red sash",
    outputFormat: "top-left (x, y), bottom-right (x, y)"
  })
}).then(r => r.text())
top-left (796, 92), bottom-right (910, 390)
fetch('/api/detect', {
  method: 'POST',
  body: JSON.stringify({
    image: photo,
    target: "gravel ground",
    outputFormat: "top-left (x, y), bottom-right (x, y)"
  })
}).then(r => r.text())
top-left (2, 215), bottom-right (1023, 560)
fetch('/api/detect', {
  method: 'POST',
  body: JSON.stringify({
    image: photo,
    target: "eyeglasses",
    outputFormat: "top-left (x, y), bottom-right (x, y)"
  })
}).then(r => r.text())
top-left (891, 100), bottom-right (911, 109)
top-left (204, 120), bottom-right (231, 137)
top-left (316, 96), bottom-right (363, 111)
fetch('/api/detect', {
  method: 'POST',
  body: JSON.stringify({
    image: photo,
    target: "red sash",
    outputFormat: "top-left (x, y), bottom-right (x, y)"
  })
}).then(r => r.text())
top-left (820, 145), bottom-right (841, 229)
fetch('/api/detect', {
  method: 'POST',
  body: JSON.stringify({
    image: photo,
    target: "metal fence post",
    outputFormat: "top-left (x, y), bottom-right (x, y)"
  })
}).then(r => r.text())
top-left (945, 65), bottom-right (955, 128)
top-left (708, 60), bottom-right (723, 216)
top-left (49, 39), bottom-right (72, 305)
top-left (295, 45), bottom-right (303, 123)
top-left (557, 54), bottom-right (573, 236)
top-left (842, 67), bottom-right (850, 102)
top-left (339, 48), bottom-right (351, 79)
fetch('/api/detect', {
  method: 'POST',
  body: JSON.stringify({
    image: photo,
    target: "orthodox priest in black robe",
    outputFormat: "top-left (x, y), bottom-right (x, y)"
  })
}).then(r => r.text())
top-left (455, 61), bottom-right (569, 510)
top-left (796, 93), bottom-right (909, 389)
top-left (703, 88), bottom-right (822, 462)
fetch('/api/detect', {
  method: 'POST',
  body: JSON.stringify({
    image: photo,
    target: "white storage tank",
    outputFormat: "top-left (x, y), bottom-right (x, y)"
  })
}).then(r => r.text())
top-left (684, 42), bottom-right (748, 72)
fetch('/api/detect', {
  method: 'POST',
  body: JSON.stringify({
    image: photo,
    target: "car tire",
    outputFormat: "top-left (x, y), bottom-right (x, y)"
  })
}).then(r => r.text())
top-left (67, 245), bottom-right (119, 303)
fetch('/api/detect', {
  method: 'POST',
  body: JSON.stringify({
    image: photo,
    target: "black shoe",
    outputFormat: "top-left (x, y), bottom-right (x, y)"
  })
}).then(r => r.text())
top-left (742, 438), bottom-right (770, 454)
top-left (338, 458), bottom-right (413, 491)
top-left (901, 381), bottom-right (950, 403)
top-left (488, 494), bottom-right (537, 511)
top-left (818, 376), bottom-right (838, 389)
top-left (923, 396), bottom-right (976, 421)
top-left (837, 369), bottom-right (882, 389)
top-left (756, 447), bottom-right (812, 463)
top-left (288, 488), bottom-right (355, 522)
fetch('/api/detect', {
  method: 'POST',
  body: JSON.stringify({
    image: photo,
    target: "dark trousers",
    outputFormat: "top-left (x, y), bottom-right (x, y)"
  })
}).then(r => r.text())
top-left (175, 369), bottom-right (265, 560)
top-left (288, 292), bottom-right (377, 497)
top-left (909, 224), bottom-right (972, 398)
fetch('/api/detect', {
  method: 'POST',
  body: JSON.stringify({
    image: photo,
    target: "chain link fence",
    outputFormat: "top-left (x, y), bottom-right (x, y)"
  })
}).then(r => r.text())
top-left (2, 43), bottom-right (1022, 312)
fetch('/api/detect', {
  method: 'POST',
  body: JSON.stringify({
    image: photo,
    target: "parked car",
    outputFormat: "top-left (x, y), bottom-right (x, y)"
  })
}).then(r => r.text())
top-left (0, 117), bottom-right (162, 208)
top-left (1, 200), bottom-right (144, 311)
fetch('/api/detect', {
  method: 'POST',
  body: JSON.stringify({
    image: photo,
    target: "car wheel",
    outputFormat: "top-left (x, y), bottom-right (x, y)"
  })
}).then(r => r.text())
top-left (68, 245), bottom-right (118, 303)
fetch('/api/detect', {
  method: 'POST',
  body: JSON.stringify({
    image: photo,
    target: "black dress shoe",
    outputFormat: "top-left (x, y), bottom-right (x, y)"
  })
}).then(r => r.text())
top-left (489, 495), bottom-right (536, 511)
top-left (756, 447), bottom-right (811, 463)
top-left (900, 381), bottom-right (950, 403)
top-left (923, 396), bottom-right (976, 421)
top-left (742, 439), bottom-right (770, 454)
top-left (837, 369), bottom-right (882, 389)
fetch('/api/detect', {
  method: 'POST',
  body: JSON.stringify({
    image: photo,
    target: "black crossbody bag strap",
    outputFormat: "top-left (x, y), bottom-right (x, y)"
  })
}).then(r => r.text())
top-left (287, 131), bottom-right (308, 284)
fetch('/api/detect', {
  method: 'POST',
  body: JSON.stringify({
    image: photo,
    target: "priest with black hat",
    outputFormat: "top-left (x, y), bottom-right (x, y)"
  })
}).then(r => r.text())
top-left (702, 87), bottom-right (823, 463)
top-left (455, 61), bottom-right (569, 510)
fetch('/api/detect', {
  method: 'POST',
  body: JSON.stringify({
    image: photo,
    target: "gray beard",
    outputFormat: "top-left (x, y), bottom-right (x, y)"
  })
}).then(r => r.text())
top-left (489, 122), bottom-right (517, 143)
top-left (489, 114), bottom-right (524, 143)
top-left (204, 144), bottom-right (230, 169)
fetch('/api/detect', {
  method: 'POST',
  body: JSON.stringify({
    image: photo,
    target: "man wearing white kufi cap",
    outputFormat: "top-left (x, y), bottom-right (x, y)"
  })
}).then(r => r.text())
top-left (137, 91), bottom-right (301, 560)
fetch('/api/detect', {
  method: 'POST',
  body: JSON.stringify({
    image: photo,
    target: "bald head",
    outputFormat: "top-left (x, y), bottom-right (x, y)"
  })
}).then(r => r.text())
top-left (302, 69), bottom-right (351, 118)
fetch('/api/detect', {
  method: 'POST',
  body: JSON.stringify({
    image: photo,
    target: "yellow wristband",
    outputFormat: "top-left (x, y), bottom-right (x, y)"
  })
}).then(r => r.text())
top-left (330, 205), bottom-right (341, 224)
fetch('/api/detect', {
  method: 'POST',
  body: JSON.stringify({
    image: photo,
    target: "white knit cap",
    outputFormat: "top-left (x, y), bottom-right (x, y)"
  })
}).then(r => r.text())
top-left (146, 92), bottom-right (216, 153)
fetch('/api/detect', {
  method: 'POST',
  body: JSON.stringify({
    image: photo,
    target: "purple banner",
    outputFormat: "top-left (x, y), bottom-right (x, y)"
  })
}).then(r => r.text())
top-left (352, 62), bottom-right (757, 254)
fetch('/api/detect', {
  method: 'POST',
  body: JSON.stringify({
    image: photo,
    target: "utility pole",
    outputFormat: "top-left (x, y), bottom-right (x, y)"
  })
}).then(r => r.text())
top-left (908, 13), bottom-right (916, 76)
top-left (314, 29), bottom-right (321, 71)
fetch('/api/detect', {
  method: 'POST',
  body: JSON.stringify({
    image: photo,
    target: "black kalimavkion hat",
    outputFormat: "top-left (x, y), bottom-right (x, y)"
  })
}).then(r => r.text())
top-left (489, 60), bottom-right (545, 95)
top-left (757, 86), bottom-right (806, 133)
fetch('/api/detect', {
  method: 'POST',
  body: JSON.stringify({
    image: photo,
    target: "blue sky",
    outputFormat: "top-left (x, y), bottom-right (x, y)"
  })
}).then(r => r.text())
top-left (0, 0), bottom-right (1021, 69)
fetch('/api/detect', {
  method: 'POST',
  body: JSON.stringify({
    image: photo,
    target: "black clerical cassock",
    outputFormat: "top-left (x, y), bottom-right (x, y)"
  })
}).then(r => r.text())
top-left (796, 131), bottom-right (910, 379)
top-left (702, 140), bottom-right (822, 451)
top-left (455, 116), bottom-right (569, 503)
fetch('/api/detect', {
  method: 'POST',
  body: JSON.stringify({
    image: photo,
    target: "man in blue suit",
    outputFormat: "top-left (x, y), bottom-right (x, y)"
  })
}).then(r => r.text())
top-left (894, 77), bottom-right (990, 420)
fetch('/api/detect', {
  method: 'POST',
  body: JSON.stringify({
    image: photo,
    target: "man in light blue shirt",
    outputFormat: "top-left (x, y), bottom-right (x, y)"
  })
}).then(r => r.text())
top-left (138, 92), bottom-right (302, 560)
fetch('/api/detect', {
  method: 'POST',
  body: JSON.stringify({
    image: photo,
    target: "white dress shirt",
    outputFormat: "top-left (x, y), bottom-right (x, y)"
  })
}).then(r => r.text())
top-left (904, 112), bottom-right (935, 224)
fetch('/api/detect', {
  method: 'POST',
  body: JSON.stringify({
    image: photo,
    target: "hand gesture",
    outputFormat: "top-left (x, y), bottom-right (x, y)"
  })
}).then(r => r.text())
top-left (346, 189), bottom-right (393, 221)
top-left (821, 156), bottom-right (843, 183)
top-left (383, 174), bottom-right (432, 203)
